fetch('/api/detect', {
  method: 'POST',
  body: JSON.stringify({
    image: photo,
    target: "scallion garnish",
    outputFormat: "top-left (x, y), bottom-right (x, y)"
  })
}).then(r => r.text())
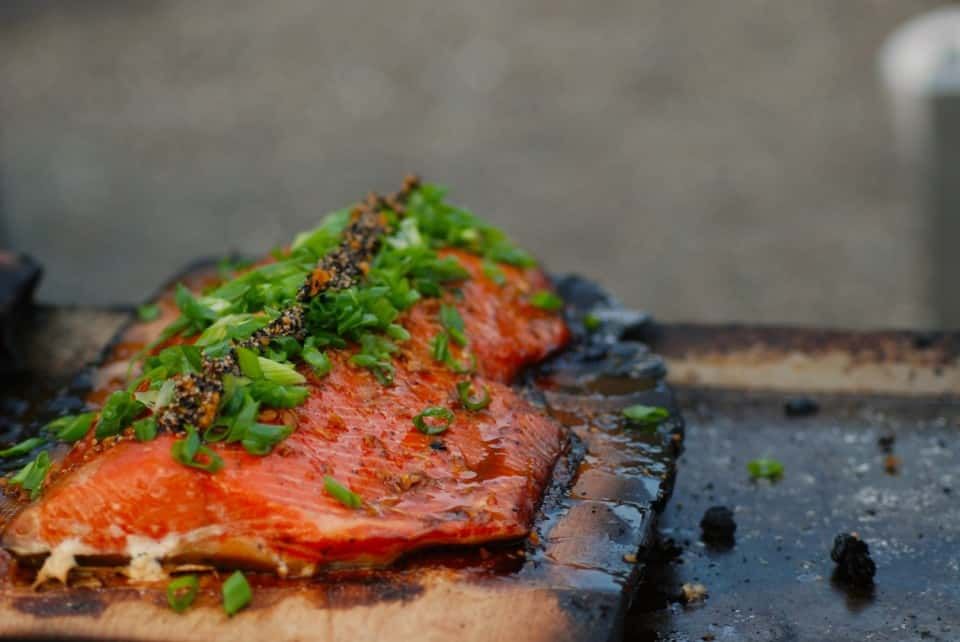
top-left (236, 347), bottom-right (263, 380)
top-left (439, 304), bottom-right (468, 346)
top-left (222, 570), bottom-right (252, 616)
top-left (9, 451), bottom-right (51, 499)
top-left (324, 475), bottom-right (362, 508)
top-left (583, 313), bottom-right (601, 332)
top-left (256, 356), bottom-right (306, 385)
top-left (413, 407), bottom-right (455, 435)
top-left (301, 345), bottom-right (332, 378)
top-left (241, 423), bottom-right (293, 456)
top-left (0, 437), bottom-right (45, 458)
top-left (529, 290), bottom-right (563, 311)
top-left (456, 381), bottom-right (491, 412)
top-left (132, 416), bottom-right (158, 442)
top-left (96, 391), bottom-right (146, 439)
top-left (747, 458), bottom-right (784, 481)
top-left (247, 381), bottom-right (309, 408)
top-left (137, 303), bottom-right (161, 322)
top-left (171, 426), bottom-right (224, 473)
top-left (166, 574), bottom-right (199, 613)
top-left (482, 260), bottom-right (506, 286)
top-left (622, 404), bottom-right (669, 428)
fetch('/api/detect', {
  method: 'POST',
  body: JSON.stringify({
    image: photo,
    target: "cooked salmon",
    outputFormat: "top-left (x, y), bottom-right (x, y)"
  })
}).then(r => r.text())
top-left (2, 249), bottom-right (569, 576)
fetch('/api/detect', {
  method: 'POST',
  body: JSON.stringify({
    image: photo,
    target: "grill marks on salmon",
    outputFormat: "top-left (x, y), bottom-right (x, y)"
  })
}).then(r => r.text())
top-left (2, 251), bottom-right (570, 574)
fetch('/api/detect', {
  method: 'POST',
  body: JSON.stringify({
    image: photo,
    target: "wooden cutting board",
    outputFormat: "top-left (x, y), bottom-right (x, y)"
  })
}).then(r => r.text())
top-left (0, 271), bottom-right (682, 642)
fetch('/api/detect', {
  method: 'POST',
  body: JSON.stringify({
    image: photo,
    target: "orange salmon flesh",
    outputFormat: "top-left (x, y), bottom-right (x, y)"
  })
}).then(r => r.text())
top-left (2, 250), bottom-right (570, 574)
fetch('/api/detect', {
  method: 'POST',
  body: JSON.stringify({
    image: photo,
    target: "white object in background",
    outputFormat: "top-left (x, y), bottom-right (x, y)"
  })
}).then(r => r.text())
top-left (880, 6), bottom-right (960, 168)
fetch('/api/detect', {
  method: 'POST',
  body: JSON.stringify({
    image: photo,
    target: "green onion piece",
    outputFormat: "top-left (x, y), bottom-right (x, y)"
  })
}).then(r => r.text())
top-left (482, 260), bottom-right (506, 286)
top-left (202, 422), bottom-right (231, 444)
top-left (301, 346), bottom-right (332, 378)
top-left (429, 332), bottom-right (450, 363)
top-left (236, 347), bottom-right (263, 380)
top-left (456, 381), bottom-right (491, 412)
top-left (181, 345), bottom-right (204, 373)
top-left (171, 426), bottom-right (224, 473)
top-left (622, 404), bottom-right (670, 427)
top-left (529, 290), bottom-right (563, 311)
top-left (155, 379), bottom-right (177, 409)
top-left (132, 417), bottom-right (158, 442)
top-left (241, 423), bottom-right (293, 456)
top-left (137, 303), bottom-right (161, 322)
top-left (0, 437), bottom-right (45, 458)
top-left (47, 411), bottom-right (95, 443)
top-left (222, 570), bottom-right (252, 616)
top-left (413, 407), bottom-right (455, 435)
top-left (324, 475), bottom-right (362, 508)
top-left (166, 574), bottom-right (199, 613)
top-left (747, 458), bottom-right (784, 481)
top-left (385, 323), bottom-right (411, 342)
top-left (174, 283), bottom-right (218, 325)
top-left (256, 356), bottom-right (306, 385)
top-left (247, 381), bottom-right (309, 408)
top-left (96, 390), bottom-right (146, 439)
top-left (439, 305), bottom-right (468, 346)
top-left (583, 313), bottom-right (601, 332)
top-left (9, 451), bottom-right (51, 499)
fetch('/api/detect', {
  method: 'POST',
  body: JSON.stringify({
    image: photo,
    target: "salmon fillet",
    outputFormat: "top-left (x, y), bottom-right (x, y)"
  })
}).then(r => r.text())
top-left (2, 250), bottom-right (569, 575)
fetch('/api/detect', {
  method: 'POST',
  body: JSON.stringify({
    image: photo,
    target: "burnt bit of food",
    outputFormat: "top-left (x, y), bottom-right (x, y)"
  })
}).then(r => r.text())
top-left (877, 432), bottom-right (896, 454)
top-left (883, 454), bottom-right (900, 475)
top-left (784, 397), bottom-right (819, 418)
top-left (699, 506), bottom-right (736, 545)
top-left (830, 532), bottom-right (876, 586)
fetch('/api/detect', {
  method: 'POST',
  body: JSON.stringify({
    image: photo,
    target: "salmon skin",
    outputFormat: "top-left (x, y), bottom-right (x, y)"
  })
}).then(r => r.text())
top-left (2, 217), bottom-right (570, 576)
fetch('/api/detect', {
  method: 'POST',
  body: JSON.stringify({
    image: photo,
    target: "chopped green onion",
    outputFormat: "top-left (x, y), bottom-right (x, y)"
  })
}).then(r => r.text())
top-left (132, 417), bottom-right (158, 442)
top-left (167, 574), bottom-right (199, 613)
top-left (0, 437), bottom-right (45, 458)
top-left (9, 451), bottom-right (51, 499)
top-left (155, 379), bottom-right (176, 409)
top-left (247, 381), bottom-right (309, 408)
top-left (622, 404), bottom-right (670, 428)
top-left (324, 475), bottom-right (362, 508)
top-left (439, 304), bottom-right (468, 346)
top-left (747, 458), bottom-right (784, 481)
top-left (256, 356), bottom-right (306, 385)
top-left (171, 426), bottom-right (224, 473)
top-left (236, 347), bottom-right (263, 379)
top-left (46, 412), bottom-right (96, 442)
top-left (456, 381), bottom-right (491, 412)
top-left (222, 570), bottom-right (252, 616)
top-left (529, 290), bottom-right (563, 311)
top-left (583, 313), bottom-right (601, 332)
top-left (174, 283), bottom-right (218, 328)
top-left (241, 423), bottom-right (292, 456)
top-left (413, 407), bottom-right (455, 435)
top-left (96, 390), bottom-right (146, 439)
top-left (482, 260), bottom-right (506, 286)
top-left (137, 303), bottom-right (161, 322)
top-left (385, 323), bottom-right (411, 342)
top-left (301, 346), bottom-right (332, 377)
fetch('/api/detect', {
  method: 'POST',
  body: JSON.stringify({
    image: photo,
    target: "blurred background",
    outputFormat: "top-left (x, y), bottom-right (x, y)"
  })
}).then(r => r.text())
top-left (0, 1), bottom-right (956, 328)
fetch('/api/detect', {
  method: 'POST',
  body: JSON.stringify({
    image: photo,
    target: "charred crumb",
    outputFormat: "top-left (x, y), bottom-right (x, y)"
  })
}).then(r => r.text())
top-left (700, 506), bottom-right (736, 544)
top-left (912, 331), bottom-right (938, 350)
top-left (883, 454), bottom-right (900, 475)
top-left (831, 533), bottom-right (876, 586)
top-left (784, 397), bottom-right (819, 417)
top-left (877, 432), bottom-right (896, 454)
top-left (680, 582), bottom-right (708, 604)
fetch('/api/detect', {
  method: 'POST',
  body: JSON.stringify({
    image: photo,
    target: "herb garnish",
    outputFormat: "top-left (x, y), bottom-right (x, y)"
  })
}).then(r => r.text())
top-left (456, 381), bottom-right (491, 412)
top-left (9, 451), bottom-right (51, 499)
top-left (413, 407), bottom-right (455, 435)
top-left (137, 303), bottom-right (161, 322)
top-left (747, 458), bottom-right (784, 480)
top-left (167, 574), bottom-right (199, 613)
top-left (324, 475), bottom-right (362, 508)
top-left (622, 404), bottom-right (670, 428)
top-left (529, 290), bottom-right (564, 311)
top-left (222, 570), bottom-right (252, 616)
